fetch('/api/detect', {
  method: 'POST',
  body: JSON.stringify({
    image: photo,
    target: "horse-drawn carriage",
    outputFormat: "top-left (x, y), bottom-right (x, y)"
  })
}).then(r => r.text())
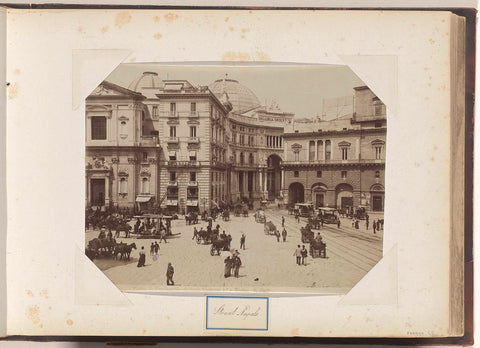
top-left (222, 210), bottom-right (230, 221)
top-left (194, 228), bottom-right (218, 245)
top-left (185, 212), bottom-right (198, 225)
top-left (255, 209), bottom-right (266, 223)
top-left (210, 235), bottom-right (232, 256)
top-left (309, 240), bottom-right (327, 258)
top-left (308, 216), bottom-right (322, 229)
top-left (234, 204), bottom-right (242, 217)
top-left (300, 226), bottom-right (314, 243)
top-left (264, 221), bottom-right (277, 235)
top-left (86, 233), bottom-right (137, 261)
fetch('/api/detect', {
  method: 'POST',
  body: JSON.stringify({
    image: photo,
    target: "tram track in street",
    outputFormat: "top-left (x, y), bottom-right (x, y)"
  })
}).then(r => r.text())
top-left (264, 211), bottom-right (383, 273)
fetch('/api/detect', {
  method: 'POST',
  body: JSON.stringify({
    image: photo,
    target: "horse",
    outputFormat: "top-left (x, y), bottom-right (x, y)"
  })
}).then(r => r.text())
top-left (210, 236), bottom-right (231, 256)
top-left (113, 242), bottom-right (136, 261)
top-left (185, 212), bottom-right (198, 225)
top-left (114, 223), bottom-right (132, 238)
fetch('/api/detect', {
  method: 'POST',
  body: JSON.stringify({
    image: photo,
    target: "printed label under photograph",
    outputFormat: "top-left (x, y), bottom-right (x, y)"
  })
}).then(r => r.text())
top-left (206, 296), bottom-right (269, 331)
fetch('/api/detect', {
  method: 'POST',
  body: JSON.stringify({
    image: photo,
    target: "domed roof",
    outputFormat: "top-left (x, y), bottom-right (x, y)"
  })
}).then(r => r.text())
top-left (209, 78), bottom-right (261, 113)
top-left (128, 72), bottom-right (163, 98)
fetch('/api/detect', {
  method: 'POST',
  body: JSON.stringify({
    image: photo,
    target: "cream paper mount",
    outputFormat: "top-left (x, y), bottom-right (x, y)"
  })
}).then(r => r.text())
top-left (6, 10), bottom-right (454, 337)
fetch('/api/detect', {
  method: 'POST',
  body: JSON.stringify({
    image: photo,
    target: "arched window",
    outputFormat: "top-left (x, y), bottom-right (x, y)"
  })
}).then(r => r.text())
top-left (142, 177), bottom-right (149, 194)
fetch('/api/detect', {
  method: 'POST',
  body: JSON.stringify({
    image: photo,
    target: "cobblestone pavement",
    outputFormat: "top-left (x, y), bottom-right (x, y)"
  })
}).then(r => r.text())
top-left (85, 208), bottom-right (384, 293)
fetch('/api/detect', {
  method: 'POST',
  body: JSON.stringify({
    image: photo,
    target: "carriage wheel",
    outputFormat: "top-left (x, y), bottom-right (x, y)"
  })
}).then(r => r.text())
top-left (196, 236), bottom-right (201, 244)
top-left (210, 245), bottom-right (215, 256)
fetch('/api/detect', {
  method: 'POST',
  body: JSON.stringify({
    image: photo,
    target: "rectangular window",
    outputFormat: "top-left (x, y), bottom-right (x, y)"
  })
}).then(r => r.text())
top-left (190, 172), bottom-right (196, 182)
top-left (190, 102), bottom-right (196, 112)
top-left (189, 152), bottom-right (197, 161)
top-left (341, 171), bottom-right (347, 179)
top-left (317, 170), bottom-right (322, 178)
top-left (142, 152), bottom-right (148, 161)
top-left (152, 106), bottom-right (158, 117)
top-left (190, 126), bottom-right (197, 138)
top-left (342, 148), bottom-right (348, 160)
top-left (91, 116), bottom-right (107, 140)
top-left (170, 172), bottom-right (176, 182)
top-left (375, 146), bottom-right (382, 160)
top-left (294, 152), bottom-right (299, 161)
top-left (169, 126), bottom-right (176, 137)
top-left (375, 103), bottom-right (383, 116)
top-left (170, 102), bottom-right (176, 115)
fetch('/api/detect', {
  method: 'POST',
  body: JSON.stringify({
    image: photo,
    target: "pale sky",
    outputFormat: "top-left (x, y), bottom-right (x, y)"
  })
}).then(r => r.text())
top-left (105, 64), bottom-right (365, 119)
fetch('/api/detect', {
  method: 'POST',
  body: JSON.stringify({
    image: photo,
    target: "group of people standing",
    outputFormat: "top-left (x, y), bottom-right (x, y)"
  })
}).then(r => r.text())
top-left (294, 245), bottom-right (309, 265)
top-left (224, 251), bottom-right (242, 278)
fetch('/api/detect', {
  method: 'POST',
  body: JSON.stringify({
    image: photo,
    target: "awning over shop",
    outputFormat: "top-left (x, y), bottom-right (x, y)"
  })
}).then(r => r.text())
top-left (166, 200), bottom-right (178, 206)
top-left (186, 200), bottom-right (198, 206)
top-left (136, 196), bottom-right (152, 203)
top-left (168, 151), bottom-right (176, 158)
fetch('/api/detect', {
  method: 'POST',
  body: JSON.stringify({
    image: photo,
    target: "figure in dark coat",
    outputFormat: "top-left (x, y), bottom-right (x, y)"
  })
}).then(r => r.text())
top-left (137, 247), bottom-right (146, 267)
top-left (166, 263), bottom-right (174, 285)
top-left (224, 256), bottom-right (232, 278)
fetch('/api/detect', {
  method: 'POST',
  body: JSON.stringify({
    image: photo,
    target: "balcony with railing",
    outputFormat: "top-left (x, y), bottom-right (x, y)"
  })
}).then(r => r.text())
top-left (188, 111), bottom-right (199, 118)
top-left (188, 181), bottom-right (198, 186)
top-left (168, 111), bottom-right (178, 118)
top-left (282, 158), bottom-right (386, 166)
top-left (166, 160), bottom-right (201, 168)
top-left (167, 137), bottom-right (179, 144)
top-left (187, 137), bottom-right (199, 144)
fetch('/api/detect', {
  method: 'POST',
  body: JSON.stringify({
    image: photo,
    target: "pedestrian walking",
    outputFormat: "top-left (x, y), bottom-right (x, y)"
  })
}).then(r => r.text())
top-left (275, 230), bottom-right (280, 242)
top-left (295, 212), bottom-right (300, 223)
top-left (337, 219), bottom-right (341, 229)
top-left (282, 216), bottom-right (285, 227)
top-left (240, 233), bottom-right (246, 250)
top-left (355, 220), bottom-right (359, 229)
top-left (301, 245), bottom-right (308, 265)
top-left (150, 242), bottom-right (154, 256)
top-left (192, 227), bottom-right (198, 240)
top-left (166, 262), bottom-right (174, 285)
top-left (160, 230), bottom-right (168, 243)
top-left (137, 246), bottom-right (146, 267)
top-left (373, 220), bottom-right (377, 234)
top-left (293, 245), bottom-right (302, 265)
top-left (233, 255), bottom-right (242, 278)
top-left (154, 242), bottom-right (159, 255)
top-left (224, 256), bottom-right (232, 278)
top-left (366, 220), bottom-right (369, 230)
top-left (282, 228), bottom-right (287, 242)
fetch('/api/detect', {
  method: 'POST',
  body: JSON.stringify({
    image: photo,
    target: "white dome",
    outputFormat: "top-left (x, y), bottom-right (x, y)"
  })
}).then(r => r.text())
top-left (209, 78), bottom-right (261, 113)
top-left (128, 72), bottom-right (163, 98)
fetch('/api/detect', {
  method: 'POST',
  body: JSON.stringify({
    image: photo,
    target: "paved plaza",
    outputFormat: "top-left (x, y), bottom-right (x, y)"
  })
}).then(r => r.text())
top-left (86, 207), bottom-right (384, 293)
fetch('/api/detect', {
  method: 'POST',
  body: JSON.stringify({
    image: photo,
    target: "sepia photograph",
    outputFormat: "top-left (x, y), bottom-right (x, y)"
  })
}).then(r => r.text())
top-left (84, 64), bottom-right (387, 293)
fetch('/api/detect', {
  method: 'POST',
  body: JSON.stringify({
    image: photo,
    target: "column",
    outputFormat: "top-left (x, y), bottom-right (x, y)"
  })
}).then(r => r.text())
top-left (86, 176), bottom-right (90, 205)
top-left (281, 169), bottom-right (284, 190)
top-left (105, 176), bottom-right (110, 205)
top-left (315, 140), bottom-right (318, 160)
top-left (323, 142), bottom-right (326, 160)
top-left (263, 170), bottom-right (267, 192)
top-left (259, 170), bottom-right (263, 191)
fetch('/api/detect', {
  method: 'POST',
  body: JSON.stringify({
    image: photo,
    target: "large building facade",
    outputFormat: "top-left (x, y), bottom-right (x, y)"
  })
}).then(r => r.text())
top-left (86, 72), bottom-right (386, 213)
top-left (282, 86), bottom-right (386, 211)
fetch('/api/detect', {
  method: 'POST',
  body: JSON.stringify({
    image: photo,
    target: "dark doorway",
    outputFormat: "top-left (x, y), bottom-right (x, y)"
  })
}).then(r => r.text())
top-left (288, 183), bottom-right (304, 204)
top-left (372, 196), bottom-right (383, 211)
top-left (341, 197), bottom-right (353, 210)
top-left (315, 193), bottom-right (324, 207)
top-left (91, 179), bottom-right (105, 205)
